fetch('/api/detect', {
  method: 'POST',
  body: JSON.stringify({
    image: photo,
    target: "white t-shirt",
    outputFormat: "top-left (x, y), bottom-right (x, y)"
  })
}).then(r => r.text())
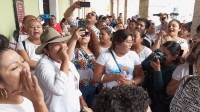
top-left (177, 38), bottom-right (189, 50)
top-left (96, 49), bottom-right (141, 88)
top-left (99, 47), bottom-right (110, 53)
top-left (172, 63), bottom-right (197, 81)
top-left (0, 97), bottom-right (34, 112)
top-left (16, 38), bottom-right (42, 75)
top-left (138, 46), bottom-right (152, 62)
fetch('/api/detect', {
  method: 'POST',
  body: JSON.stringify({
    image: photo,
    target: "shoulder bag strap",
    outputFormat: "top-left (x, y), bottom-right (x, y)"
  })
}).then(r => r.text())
top-left (79, 47), bottom-right (90, 60)
top-left (110, 49), bottom-right (121, 73)
top-left (189, 64), bottom-right (193, 75)
top-left (22, 41), bottom-right (26, 51)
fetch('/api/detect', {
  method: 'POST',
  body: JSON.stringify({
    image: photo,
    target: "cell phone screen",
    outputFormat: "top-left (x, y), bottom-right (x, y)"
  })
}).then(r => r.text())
top-left (80, 2), bottom-right (90, 7)
top-left (78, 21), bottom-right (86, 31)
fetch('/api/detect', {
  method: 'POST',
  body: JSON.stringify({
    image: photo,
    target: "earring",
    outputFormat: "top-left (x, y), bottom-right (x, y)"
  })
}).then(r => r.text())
top-left (0, 88), bottom-right (8, 98)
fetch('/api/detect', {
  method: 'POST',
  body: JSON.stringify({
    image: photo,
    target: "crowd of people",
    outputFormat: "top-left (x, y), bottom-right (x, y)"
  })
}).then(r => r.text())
top-left (1, 1), bottom-right (200, 112)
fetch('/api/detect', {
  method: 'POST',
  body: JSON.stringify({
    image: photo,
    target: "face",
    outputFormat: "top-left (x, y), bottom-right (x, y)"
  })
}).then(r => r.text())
top-left (86, 12), bottom-right (97, 24)
top-left (179, 27), bottom-right (190, 38)
top-left (160, 46), bottom-right (178, 64)
top-left (189, 36), bottom-right (200, 49)
top-left (97, 22), bottom-right (107, 30)
top-left (149, 21), bottom-right (156, 32)
top-left (117, 24), bottom-right (124, 30)
top-left (43, 25), bottom-right (49, 31)
top-left (50, 17), bottom-right (56, 25)
top-left (132, 30), bottom-right (143, 44)
top-left (106, 18), bottom-right (110, 25)
top-left (27, 21), bottom-right (43, 39)
top-left (99, 29), bottom-right (110, 43)
top-left (167, 21), bottom-right (181, 37)
top-left (44, 42), bottom-right (68, 63)
top-left (23, 16), bottom-right (36, 32)
top-left (78, 29), bottom-right (91, 45)
top-left (137, 21), bottom-right (146, 32)
top-left (0, 50), bottom-right (29, 96)
top-left (69, 26), bottom-right (77, 35)
top-left (116, 35), bottom-right (133, 54)
top-left (118, 17), bottom-right (123, 24)
top-left (128, 22), bottom-right (137, 31)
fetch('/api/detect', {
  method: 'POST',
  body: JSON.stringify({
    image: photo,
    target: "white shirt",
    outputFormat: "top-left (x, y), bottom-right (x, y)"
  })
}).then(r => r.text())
top-left (9, 35), bottom-right (28, 50)
top-left (16, 38), bottom-right (42, 75)
top-left (99, 47), bottom-right (110, 53)
top-left (0, 97), bottom-right (34, 112)
top-left (172, 63), bottom-right (197, 81)
top-left (35, 55), bottom-right (82, 112)
top-left (138, 46), bottom-right (152, 62)
top-left (96, 49), bottom-right (141, 88)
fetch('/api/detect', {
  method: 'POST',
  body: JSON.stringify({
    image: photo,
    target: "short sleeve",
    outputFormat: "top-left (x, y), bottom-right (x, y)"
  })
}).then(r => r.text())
top-left (16, 41), bottom-right (24, 50)
top-left (96, 53), bottom-right (107, 66)
top-left (132, 51), bottom-right (141, 65)
top-left (71, 17), bottom-right (78, 27)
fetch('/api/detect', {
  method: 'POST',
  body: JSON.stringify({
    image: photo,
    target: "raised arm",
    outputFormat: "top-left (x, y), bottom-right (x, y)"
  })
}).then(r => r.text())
top-left (63, 1), bottom-right (81, 24)
top-left (67, 28), bottom-right (85, 61)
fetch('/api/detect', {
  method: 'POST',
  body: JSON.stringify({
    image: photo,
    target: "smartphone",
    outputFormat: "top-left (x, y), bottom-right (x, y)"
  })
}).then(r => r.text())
top-left (78, 20), bottom-right (86, 36)
top-left (80, 2), bottom-right (90, 7)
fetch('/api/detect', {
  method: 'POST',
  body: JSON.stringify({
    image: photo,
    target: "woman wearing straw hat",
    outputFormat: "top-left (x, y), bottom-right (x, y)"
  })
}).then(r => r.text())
top-left (35, 28), bottom-right (88, 112)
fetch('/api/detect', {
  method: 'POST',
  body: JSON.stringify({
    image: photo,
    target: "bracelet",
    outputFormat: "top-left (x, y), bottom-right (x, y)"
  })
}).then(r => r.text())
top-left (101, 74), bottom-right (105, 82)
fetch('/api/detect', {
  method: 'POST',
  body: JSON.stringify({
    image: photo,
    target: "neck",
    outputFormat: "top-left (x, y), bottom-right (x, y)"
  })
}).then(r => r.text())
top-left (100, 41), bottom-right (112, 48)
top-left (80, 44), bottom-right (89, 50)
top-left (147, 31), bottom-right (156, 35)
top-left (28, 37), bottom-right (41, 45)
top-left (113, 48), bottom-right (126, 57)
top-left (131, 44), bottom-right (144, 53)
top-left (165, 62), bottom-right (175, 66)
top-left (86, 22), bottom-right (94, 27)
top-left (0, 95), bottom-right (23, 104)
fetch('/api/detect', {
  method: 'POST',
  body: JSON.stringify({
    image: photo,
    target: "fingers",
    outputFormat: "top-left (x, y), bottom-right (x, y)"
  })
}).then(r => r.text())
top-left (32, 76), bottom-right (39, 89)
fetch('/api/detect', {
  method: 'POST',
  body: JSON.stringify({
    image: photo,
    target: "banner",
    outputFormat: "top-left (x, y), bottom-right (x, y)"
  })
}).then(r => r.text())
top-left (13, 0), bottom-right (25, 29)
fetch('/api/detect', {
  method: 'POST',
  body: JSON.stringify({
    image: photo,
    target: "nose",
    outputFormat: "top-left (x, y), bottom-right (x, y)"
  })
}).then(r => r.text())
top-left (59, 42), bottom-right (68, 48)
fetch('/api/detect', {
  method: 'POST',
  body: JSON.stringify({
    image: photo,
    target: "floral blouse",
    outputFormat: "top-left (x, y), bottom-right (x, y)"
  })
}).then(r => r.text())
top-left (73, 48), bottom-right (98, 87)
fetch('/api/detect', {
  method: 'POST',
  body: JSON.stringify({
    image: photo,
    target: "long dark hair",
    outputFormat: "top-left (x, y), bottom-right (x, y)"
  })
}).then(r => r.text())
top-left (162, 41), bottom-right (183, 65)
top-left (110, 30), bottom-right (132, 50)
top-left (75, 27), bottom-right (100, 58)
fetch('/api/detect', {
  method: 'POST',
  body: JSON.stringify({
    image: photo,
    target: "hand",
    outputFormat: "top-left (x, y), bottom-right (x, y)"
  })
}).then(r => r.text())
top-left (80, 96), bottom-right (88, 111)
top-left (121, 80), bottom-right (133, 85)
top-left (57, 46), bottom-right (69, 62)
top-left (115, 74), bottom-right (126, 84)
top-left (150, 60), bottom-right (161, 71)
top-left (72, 1), bottom-right (81, 9)
top-left (20, 68), bottom-right (44, 103)
top-left (72, 28), bottom-right (85, 40)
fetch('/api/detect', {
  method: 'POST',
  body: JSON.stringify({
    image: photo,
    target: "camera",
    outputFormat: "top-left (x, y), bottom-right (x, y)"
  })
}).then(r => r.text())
top-left (41, 14), bottom-right (51, 20)
top-left (149, 52), bottom-right (166, 63)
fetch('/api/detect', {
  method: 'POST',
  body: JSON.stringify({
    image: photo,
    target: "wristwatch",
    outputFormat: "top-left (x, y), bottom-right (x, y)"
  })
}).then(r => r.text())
top-left (132, 80), bottom-right (135, 85)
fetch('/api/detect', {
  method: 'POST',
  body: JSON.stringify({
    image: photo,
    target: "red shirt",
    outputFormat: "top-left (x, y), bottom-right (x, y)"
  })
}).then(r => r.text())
top-left (50, 23), bottom-right (62, 35)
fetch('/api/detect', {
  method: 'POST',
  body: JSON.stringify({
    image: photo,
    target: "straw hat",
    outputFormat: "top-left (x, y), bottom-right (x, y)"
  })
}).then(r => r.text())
top-left (35, 28), bottom-right (71, 54)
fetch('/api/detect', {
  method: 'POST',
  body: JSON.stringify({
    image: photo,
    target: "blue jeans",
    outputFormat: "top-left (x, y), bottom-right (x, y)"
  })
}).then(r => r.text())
top-left (79, 85), bottom-right (96, 108)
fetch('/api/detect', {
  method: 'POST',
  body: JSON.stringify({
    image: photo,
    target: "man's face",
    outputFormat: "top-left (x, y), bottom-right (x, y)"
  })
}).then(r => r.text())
top-left (86, 12), bottom-right (97, 24)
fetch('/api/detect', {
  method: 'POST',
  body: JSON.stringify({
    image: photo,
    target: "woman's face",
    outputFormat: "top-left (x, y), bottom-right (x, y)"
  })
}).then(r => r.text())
top-left (99, 29), bottom-right (110, 43)
top-left (0, 50), bottom-right (29, 96)
top-left (160, 46), bottom-right (178, 64)
top-left (50, 17), bottom-right (56, 25)
top-left (128, 22), bottom-right (136, 31)
top-left (61, 22), bottom-right (66, 29)
top-left (117, 24), bottom-right (124, 30)
top-left (167, 21), bottom-right (181, 37)
top-left (116, 35), bottom-right (133, 54)
top-left (132, 30), bottom-right (143, 44)
top-left (78, 29), bottom-right (91, 45)
top-left (27, 21), bottom-right (43, 39)
top-left (45, 42), bottom-right (68, 63)
top-left (137, 21), bottom-right (146, 32)
top-left (179, 27), bottom-right (190, 38)
top-left (149, 21), bottom-right (156, 32)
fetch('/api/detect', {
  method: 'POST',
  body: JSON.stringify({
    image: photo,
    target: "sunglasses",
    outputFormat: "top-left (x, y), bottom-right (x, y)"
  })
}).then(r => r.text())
top-left (81, 32), bottom-right (91, 37)
top-left (188, 39), bottom-right (197, 44)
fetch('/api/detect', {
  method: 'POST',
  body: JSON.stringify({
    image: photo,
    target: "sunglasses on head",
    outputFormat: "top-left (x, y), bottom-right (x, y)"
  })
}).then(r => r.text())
top-left (81, 32), bottom-right (91, 37)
